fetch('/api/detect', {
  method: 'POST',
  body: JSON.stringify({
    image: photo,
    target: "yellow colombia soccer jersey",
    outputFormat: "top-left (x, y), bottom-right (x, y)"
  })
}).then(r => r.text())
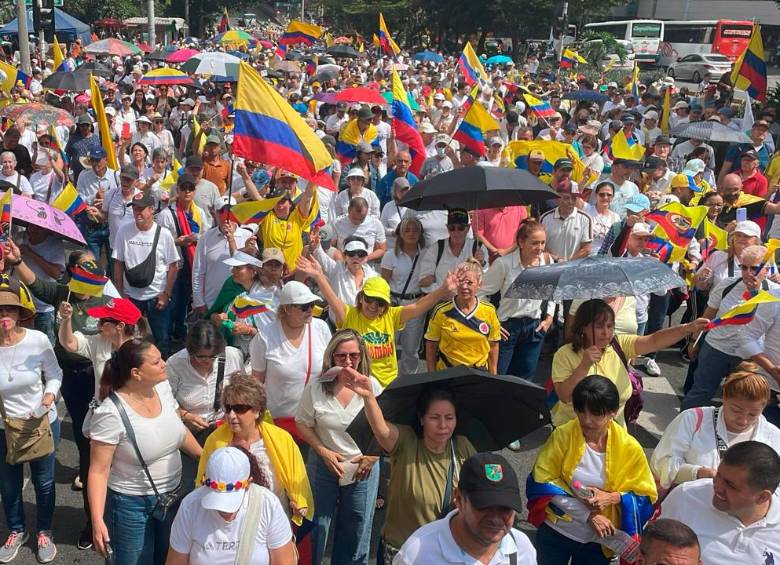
top-left (424, 299), bottom-right (501, 370)
top-left (260, 207), bottom-right (313, 272)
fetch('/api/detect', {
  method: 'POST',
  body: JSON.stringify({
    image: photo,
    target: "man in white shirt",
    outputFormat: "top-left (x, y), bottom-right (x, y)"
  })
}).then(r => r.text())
top-left (638, 519), bottom-right (701, 565)
top-left (332, 197), bottom-right (386, 261)
top-left (396, 453), bottom-right (536, 565)
top-left (113, 191), bottom-right (180, 356)
top-left (325, 102), bottom-right (349, 136)
top-left (660, 441), bottom-right (780, 565)
top-left (540, 184), bottom-right (593, 262)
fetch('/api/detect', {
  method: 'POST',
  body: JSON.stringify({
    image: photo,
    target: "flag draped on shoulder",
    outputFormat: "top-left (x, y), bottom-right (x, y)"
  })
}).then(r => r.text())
top-left (52, 182), bottom-right (87, 217)
top-left (280, 20), bottom-right (324, 46)
top-left (335, 118), bottom-right (378, 165)
top-left (458, 42), bottom-right (488, 85)
top-left (378, 13), bottom-right (401, 57)
top-left (730, 24), bottom-right (767, 102)
top-left (391, 70), bottom-right (425, 176)
top-left (233, 62), bottom-right (334, 189)
top-left (453, 87), bottom-right (499, 157)
top-left (90, 75), bottom-right (119, 170)
top-left (645, 202), bottom-right (708, 262)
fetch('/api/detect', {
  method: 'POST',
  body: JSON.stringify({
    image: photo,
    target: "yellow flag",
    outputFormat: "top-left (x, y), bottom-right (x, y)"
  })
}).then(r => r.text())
top-left (89, 75), bottom-right (118, 170)
top-left (660, 87), bottom-right (671, 135)
top-left (611, 130), bottom-right (645, 161)
top-left (53, 36), bottom-right (65, 72)
top-left (160, 157), bottom-right (182, 193)
top-left (192, 114), bottom-right (207, 154)
top-left (763, 238), bottom-right (780, 264)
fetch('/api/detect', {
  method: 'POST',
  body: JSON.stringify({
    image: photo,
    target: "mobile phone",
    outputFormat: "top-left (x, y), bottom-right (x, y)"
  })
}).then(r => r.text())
top-left (736, 207), bottom-right (747, 223)
top-left (105, 543), bottom-right (115, 565)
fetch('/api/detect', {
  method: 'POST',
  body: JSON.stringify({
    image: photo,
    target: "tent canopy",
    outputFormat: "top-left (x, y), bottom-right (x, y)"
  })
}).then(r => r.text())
top-left (0, 8), bottom-right (91, 45)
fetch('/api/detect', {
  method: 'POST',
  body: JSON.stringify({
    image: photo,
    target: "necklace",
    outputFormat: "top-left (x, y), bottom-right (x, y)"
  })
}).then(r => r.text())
top-left (0, 330), bottom-right (22, 382)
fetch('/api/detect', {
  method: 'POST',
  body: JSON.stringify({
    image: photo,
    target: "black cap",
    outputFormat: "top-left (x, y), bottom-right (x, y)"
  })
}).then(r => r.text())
top-left (177, 173), bottom-right (197, 188)
top-left (653, 135), bottom-right (671, 146)
top-left (447, 208), bottom-right (470, 225)
top-left (458, 453), bottom-right (523, 511)
top-left (130, 191), bottom-right (155, 208)
top-left (186, 155), bottom-right (203, 169)
top-left (554, 158), bottom-right (574, 170)
top-left (643, 156), bottom-right (665, 170)
top-left (741, 149), bottom-right (759, 161)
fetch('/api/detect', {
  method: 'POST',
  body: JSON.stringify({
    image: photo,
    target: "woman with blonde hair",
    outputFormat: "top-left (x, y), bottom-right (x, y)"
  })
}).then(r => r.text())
top-left (296, 329), bottom-right (382, 565)
top-left (425, 258), bottom-right (501, 373)
top-left (652, 362), bottom-right (780, 489)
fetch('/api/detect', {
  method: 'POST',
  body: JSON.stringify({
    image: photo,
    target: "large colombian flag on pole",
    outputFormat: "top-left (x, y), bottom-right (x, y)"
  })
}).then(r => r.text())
top-left (391, 70), bottom-right (426, 176)
top-left (233, 62), bottom-right (335, 189)
top-left (730, 24), bottom-right (767, 102)
top-left (280, 20), bottom-right (324, 46)
top-left (453, 88), bottom-right (499, 157)
top-left (458, 42), bottom-right (488, 86)
top-left (378, 13), bottom-right (401, 57)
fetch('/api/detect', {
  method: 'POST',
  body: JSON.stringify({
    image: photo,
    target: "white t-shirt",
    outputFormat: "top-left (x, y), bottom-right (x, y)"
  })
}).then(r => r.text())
top-left (381, 250), bottom-right (423, 296)
top-left (113, 222), bottom-right (180, 301)
top-left (332, 187), bottom-right (381, 219)
top-left (102, 187), bottom-right (140, 249)
top-left (332, 216), bottom-right (386, 251)
top-left (74, 332), bottom-right (113, 399)
top-left (0, 172), bottom-right (32, 195)
top-left (169, 484), bottom-right (292, 565)
top-left (87, 380), bottom-right (186, 495)
top-left (29, 170), bottom-right (62, 203)
top-left (249, 319), bottom-right (332, 418)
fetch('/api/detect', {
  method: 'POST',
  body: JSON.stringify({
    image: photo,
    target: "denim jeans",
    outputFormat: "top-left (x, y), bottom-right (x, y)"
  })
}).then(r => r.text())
top-left (644, 292), bottom-right (672, 360)
top-left (33, 310), bottom-right (56, 345)
top-left (168, 268), bottom-right (191, 341)
top-left (498, 317), bottom-right (546, 384)
top-left (0, 417), bottom-right (60, 533)
top-left (681, 340), bottom-right (743, 410)
top-left (310, 454), bottom-right (379, 565)
top-left (83, 223), bottom-right (112, 269)
top-left (535, 522), bottom-right (610, 565)
top-left (106, 489), bottom-right (177, 565)
top-left (130, 297), bottom-right (172, 358)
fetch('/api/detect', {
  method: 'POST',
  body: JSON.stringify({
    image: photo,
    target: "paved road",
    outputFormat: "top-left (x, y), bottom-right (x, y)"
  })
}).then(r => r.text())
top-left (7, 329), bottom-right (694, 565)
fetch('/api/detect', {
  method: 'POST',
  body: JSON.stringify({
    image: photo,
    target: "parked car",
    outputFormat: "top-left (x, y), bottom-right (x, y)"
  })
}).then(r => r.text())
top-left (583, 39), bottom-right (636, 70)
top-left (667, 53), bottom-right (733, 82)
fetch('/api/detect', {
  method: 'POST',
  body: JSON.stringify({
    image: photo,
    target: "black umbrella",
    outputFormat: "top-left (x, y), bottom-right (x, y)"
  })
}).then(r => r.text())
top-left (326, 45), bottom-right (361, 58)
top-left (146, 49), bottom-right (172, 62)
top-left (285, 50), bottom-right (304, 61)
top-left (562, 90), bottom-right (609, 104)
top-left (313, 69), bottom-right (339, 83)
top-left (346, 366), bottom-right (550, 455)
top-left (42, 69), bottom-right (92, 92)
top-left (398, 166), bottom-right (557, 211)
top-left (78, 60), bottom-right (113, 79)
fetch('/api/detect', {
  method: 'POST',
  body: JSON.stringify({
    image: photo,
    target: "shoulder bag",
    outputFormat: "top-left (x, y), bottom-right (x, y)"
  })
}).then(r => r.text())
top-left (0, 396), bottom-right (54, 465)
top-left (610, 337), bottom-right (643, 424)
top-left (234, 483), bottom-right (265, 565)
top-left (108, 393), bottom-right (183, 521)
top-left (124, 225), bottom-right (161, 288)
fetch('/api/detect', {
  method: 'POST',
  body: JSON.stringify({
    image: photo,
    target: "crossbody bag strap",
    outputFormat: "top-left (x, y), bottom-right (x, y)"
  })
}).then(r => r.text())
top-left (712, 407), bottom-right (729, 459)
top-left (509, 531), bottom-right (518, 565)
top-left (439, 439), bottom-right (456, 519)
top-left (213, 356), bottom-right (226, 412)
top-left (0, 393), bottom-right (7, 420)
top-left (108, 393), bottom-right (162, 498)
top-left (610, 337), bottom-right (630, 373)
top-left (399, 253), bottom-right (420, 298)
top-left (234, 484), bottom-right (264, 565)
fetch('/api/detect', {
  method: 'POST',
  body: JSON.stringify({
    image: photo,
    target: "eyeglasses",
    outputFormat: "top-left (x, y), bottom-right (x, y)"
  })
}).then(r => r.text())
top-left (333, 352), bottom-right (361, 363)
top-left (293, 302), bottom-right (316, 312)
top-left (345, 250), bottom-right (368, 258)
top-left (224, 403), bottom-right (253, 415)
top-left (740, 264), bottom-right (762, 274)
top-left (447, 224), bottom-right (468, 232)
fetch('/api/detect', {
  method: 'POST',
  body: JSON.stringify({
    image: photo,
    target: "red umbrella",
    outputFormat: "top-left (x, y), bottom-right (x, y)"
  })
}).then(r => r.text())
top-left (258, 39), bottom-right (274, 49)
top-left (94, 17), bottom-right (126, 29)
top-left (335, 87), bottom-right (387, 106)
top-left (166, 48), bottom-right (200, 64)
top-left (136, 42), bottom-right (153, 54)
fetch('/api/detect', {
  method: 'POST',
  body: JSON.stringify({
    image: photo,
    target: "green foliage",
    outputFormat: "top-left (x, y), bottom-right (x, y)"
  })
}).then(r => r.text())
top-left (767, 83), bottom-right (780, 114)
top-left (580, 30), bottom-right (627, 66)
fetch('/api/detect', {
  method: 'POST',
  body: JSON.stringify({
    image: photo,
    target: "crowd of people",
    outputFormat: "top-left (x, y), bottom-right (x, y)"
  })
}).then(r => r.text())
top-left (0, 17), bottom-right (778, 565)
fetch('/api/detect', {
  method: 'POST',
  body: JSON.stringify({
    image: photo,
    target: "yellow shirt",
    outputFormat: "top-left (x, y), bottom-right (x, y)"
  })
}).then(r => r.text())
top-left (766, 153), bottom-right (780, 185)
top-left (260, 208), bottom-right (312, 271)
top-left (339, 305), bottom-right (404, 388)
top-left (550, 334), bottom-right (638, 427)
top-left (424, 299), bottom-right (500, 370)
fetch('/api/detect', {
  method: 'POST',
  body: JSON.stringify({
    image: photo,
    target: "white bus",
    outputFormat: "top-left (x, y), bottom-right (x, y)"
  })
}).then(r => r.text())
top-left (583, 19), bottom-right (664, 65)
top-left (657, 20), bottom-right (754, 68)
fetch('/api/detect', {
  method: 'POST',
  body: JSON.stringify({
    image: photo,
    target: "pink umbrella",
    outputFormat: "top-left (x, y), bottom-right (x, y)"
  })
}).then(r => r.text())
top-left (258, 39), bottom-right (274, 49)
top-left (167, 48), bottom-right (200, 64)
top-left (10, 194), bottom-right (86, 245)
top-left (336, 87), bottom-right (387, 106)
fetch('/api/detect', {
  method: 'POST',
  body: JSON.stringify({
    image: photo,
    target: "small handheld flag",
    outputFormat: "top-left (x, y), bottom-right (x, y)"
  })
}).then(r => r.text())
top-left (68, 262), bottom-right (108, 297)
top-left (458, 42), bottom-right (488, 85)
top-left (230, 295), bottom-right (270, 319)
top-left (52, 183), bottom-right (87, 218)
top-left (0, 189), bottom-right (11, 239)
top-left (707, 290), bottom-right (780, 329)
top-left (453, 93), bottom-right (499, 157)
top-left (522, 93), bottom-right (556, 119)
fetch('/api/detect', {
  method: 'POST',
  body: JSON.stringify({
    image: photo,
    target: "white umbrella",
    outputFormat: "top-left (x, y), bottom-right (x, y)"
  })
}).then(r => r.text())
top-left (182, 51), bottom-right (242, 76)
top-left (315, 63), bottom-right (342, 74)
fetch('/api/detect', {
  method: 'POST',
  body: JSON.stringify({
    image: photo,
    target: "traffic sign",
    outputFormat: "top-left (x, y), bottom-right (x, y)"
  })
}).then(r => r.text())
top-left (24, 0), bottom-right (63, 6)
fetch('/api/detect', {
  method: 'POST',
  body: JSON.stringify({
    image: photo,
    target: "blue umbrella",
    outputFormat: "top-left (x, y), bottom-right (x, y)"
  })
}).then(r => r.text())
top-left (486, 54), bottom-right (513, 66)
top-left (228, 50), bottom-right (250, 60)
top-left (414, 50), bottom-right (444, 63)
top-left (563, 90), bottom-right (609, 104)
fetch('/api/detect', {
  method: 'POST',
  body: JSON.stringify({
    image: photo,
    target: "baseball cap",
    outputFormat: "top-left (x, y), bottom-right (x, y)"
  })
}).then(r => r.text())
top-left (361, 277), bottom-right (391, 303)
top-left (89, 147), bottom-right (107, 161)
top-left (357, 107), bottom-right (373, 120)
top-left (76, 114), bottom-right (92, 125)
top-left (344, 239), bottom-right (369, 254)
top-left (177, 173), bottom-right (197, 188)
top-left (447, 208), bottom-right (470, 225)
top-left (563, 122), bottom-right (577, 133)
top-left (261, 248), bottom-right (285, 264)
top-left (136, 115), bottom-right (152, 125)
top-left (205, 133), bottom-right (222, 146)
top-left (488, 136), bottom-right (504, 147)
top-left (104, 106), bottom-right (116, 117)
top-left (653, 135), bottom-right (671, 146)
top-left (433, 92), bottom-right (446, 101)
top-left (620, 113), bottom-right (636, 124)
top-left (186, 155), bottom-right (203, 169)
top-left (86, 298), bottom-right (142, 325)
top-left (683, 159), bottom-right (706, 176)
top-left (201, 447), bottom-right (252, 513)
top-left (670, 173), bottom-right (698, 192)
top-left (347, 167), bottom-right (366, 179)
top-left (673, 101), bottom-right (689, 110)
top-left (223, 250), bottom-right (263, 268)
top-left (734, 220), bottom-right (761, 239)
top-left (356, 141), bottom-right (373, 154)
top-left (336, 102), bottom-right (347, 110)
top-left (624, 193), bottom-right (651, 213)
top-left (120, 165), bottom-right (140, 181)
top-left (529, 149), bottom-right (545, 161)
top-left (740, 149), bottom-right (759, 161)
top-left (458, 453), bottom-right (522, 512)
top-left (718, 107), bottom-right (734, 117)
top-left (280, 281), bottom-right (320, 306)
top-left (215, 195), bottom-right (237, 211)
top-left (130, 191), bottom-right (155, 208)
top-left (643, 110), bottom-right (659, 121)
top-left (607, 81), bottom-right (618, 89)
top-left (554, 158), bottom-right (573, 171)
top-left (631, 222), bottom-right (653, 237)
top-left (419, 122), bottom-right (437, 134)
top-left (434, 133), bottom-right (449, 147)
top-left (392, 177), bottom-right (411, 193)
top-left (689, 103), bottom-right (703, 112)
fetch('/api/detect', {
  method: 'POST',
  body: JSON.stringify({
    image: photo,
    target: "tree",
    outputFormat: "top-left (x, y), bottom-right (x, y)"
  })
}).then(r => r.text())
top-left (580, 30), bottom-right (627, 67)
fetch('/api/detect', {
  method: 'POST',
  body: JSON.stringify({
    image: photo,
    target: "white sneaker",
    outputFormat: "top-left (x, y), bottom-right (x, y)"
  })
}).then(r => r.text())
top-left (645, 358), bottom-right (661, 376)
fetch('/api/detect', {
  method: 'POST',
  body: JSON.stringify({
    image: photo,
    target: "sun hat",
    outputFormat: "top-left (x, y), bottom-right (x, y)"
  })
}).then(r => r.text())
top-left (261, 248), bottom-right (285, 264)
top-left (223, 250), bottom-right (263, 269)
top-left (0, 275), bottom-right (35, 320)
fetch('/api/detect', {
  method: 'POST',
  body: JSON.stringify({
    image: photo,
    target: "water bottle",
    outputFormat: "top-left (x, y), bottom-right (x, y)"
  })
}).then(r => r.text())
top-left (571, 480), bottom-right (595, 499)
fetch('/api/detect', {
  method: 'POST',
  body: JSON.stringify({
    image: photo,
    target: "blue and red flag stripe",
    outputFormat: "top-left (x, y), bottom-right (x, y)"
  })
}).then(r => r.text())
top-left (453, 121), bottom-right (486, 157)
top-left (280, 32), bottom-right (317, 46)
top-left (231, 303), bottom-right (269, 318)
top-left (70, 265), bottom-right (109, 286)
top-left (647, 235), bottom-right (674, 263)
top-left (740, 49), bottom-right (767, 101)
top-left (391, 101), bottom-right (426, 176)
top-left (645, 209), bottom-right (697, 249)
top-left (458, 54), bottom-right (479, 84)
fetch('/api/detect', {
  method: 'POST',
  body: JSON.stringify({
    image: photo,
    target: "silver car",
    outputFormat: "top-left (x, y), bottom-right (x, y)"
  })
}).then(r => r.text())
top-left (668, 53), bottom-right (733, 82)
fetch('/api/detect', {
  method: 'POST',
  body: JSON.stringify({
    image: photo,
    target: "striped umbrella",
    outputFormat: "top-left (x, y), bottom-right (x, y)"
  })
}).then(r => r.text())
top-left (166, 48), bottom-right (200, 64)
top-left (139, 67), bottom-right (194, 86)
top-left (214, 30), bottom-right (252, 46)
top-left (84, 38), bottom-right (142, 57)
top-left (180, 52), bottom-right (242, 76)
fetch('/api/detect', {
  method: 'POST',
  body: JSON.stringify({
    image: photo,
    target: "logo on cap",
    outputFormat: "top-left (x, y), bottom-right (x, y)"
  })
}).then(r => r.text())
top-left (106, 299), bottom-right (115, 308)
top-left (485, 464), bottom-right (503, 482)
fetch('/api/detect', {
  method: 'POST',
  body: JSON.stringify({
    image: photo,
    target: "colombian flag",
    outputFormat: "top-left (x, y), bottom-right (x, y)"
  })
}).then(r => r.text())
top-left (53, 36), bottom-right (67, 72)
top-left (560, 49), bottom-right (587, 69)
top-left (233, 62), bottom-right (334, 190)
top-left (275, 43), bottom-right (287, 60)
top-left (453, 90), bottom-right (499, 157)
top-left (335, 118), bottom-right (378, 165)
top-left (458, 42), bottom-right (488, 85)
top-left (647, 235), bottom-right (675, 264)
top-left (730, 24), bottom-right (767, 102)
top-left (391, 70), bottom-right (426, 176)
top-left (701, 219), bottom-right (728, 260)
top-left (611, 129), bottom-right (646, 162)
top-left (522, 93), bottom-right (556, 119)
top-left (707, 290), bottom-right (780, 329)
top-left (160, 157), bottom-right (183, 193)
top-left (630, 62), bottom-right (641, 98)
top-left (218, 8), bottom-right (230, 33)
top-left (0, 60), bottom-right (30, 94)
top-left (505, 139), bottom-right (593, 186)
top-left (228, 196), bottom-right (284, 225)
top-left (0, 189), bottom-right (11, 237)
top-left (646, 203), bottom-right (707, 261)
top-left (230, 295), bottom-right (270, 318)
top-left (52, 182), bottom-right (87, 217)
top-left (378, 13), bottom-right (401, 57)
top-left (280, 20), bottom-right (324, 46)
top-left (68, 264), bottom-right (108, 297)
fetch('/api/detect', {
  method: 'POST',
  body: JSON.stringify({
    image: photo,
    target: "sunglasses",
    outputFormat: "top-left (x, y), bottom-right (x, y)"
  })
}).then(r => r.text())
top-left (293, 302), bottom-right (316, 312)
top-left (447, 224), bottom-right (468, 232)
top-left (363, 295), bottom-right (388, 307)
top-left (179, 185), bottom-right (196, 192)
top-left (345, 250), bottom-right (368, 258)
top-left (224, 403), bottom-right (253, 415)
top-left (333, 352), bottom-right (361, 363)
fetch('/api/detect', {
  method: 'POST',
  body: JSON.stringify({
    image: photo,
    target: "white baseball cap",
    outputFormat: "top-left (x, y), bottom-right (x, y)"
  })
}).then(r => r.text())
top-left (419, 122), bottom-right (437, 134)
top-left (643, 110), bottom-right (658, 120)
top-left (346, 167), bottom-right (366, 179)
top-left (279, 281), bottom-right (320, 306)
top-left (201, 447), bottom-right (252, 513)
top-left (733, 220), bottom-right (761, 239)
top-left (344, 239), bottom-right (369, 253)
top-left (223, 250), bottom-right (263, 268)
top-left (631, 222), bottom-right (652, 237)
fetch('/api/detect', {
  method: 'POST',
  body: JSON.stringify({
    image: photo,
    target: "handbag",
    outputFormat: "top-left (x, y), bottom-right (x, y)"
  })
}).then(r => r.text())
top-left (124, 225), bottom-right (161, 288)
top-left (108, 393), bottom-right (183, 521)
top-left (610, 338), bottom-right (643, 424)
top-left (0, 396), bottom-right (54, 465)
